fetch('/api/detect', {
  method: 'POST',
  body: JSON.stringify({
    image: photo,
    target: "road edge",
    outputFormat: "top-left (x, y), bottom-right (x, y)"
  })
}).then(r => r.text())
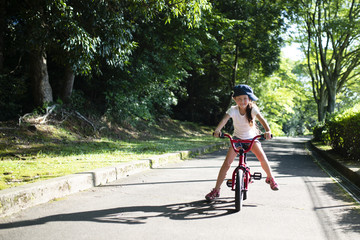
top-left (306, 140), bottom-right (360, 189)
top-left (0, 142), bottom-right (227, 218)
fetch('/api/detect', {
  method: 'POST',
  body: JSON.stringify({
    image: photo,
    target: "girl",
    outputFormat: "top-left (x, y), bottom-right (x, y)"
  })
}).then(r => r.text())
top-left (206, 84), bottom-right (279, 201)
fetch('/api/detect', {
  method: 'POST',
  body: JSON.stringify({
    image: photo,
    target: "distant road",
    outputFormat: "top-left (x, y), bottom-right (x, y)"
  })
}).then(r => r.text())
top-left (1, 137), bottom-right (359, 240)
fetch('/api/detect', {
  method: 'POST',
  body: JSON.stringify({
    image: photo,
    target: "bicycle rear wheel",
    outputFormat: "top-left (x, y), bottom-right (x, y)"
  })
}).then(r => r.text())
top-left (235, 170), bottom-right (244, 212)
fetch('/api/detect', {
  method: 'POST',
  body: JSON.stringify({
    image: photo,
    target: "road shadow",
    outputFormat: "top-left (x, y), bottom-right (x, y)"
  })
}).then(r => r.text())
top-left (262, 138), bottom-right (360, 234)
top-left (307, 178), bottom-right (360, 234)
top-left (0, 198), bottom-right (254, 229)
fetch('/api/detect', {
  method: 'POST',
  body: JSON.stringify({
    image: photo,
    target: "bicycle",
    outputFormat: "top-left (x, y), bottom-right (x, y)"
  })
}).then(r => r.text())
top-left (219, 133), bottom-right (271, 212)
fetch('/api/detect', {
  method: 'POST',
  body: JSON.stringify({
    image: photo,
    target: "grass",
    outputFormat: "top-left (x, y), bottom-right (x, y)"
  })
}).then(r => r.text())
top-left (311, 141), bottom-right (333, 151)
top-left (0, 117), bottom-right (222, 190)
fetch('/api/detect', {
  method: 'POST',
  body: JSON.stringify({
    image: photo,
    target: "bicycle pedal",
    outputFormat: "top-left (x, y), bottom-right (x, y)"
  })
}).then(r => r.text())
top-left (252, 172), bottom-right (262, 180)
top-left (226, 179), bottom-right (233, 188)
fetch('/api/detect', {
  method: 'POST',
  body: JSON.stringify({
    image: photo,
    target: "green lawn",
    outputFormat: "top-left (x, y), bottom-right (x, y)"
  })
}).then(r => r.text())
top-left (0, 120), bottom-right (222, 190)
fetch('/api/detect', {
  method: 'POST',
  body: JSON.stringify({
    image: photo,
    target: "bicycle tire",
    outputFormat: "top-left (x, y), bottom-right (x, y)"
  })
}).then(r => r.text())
top-left (235, 170), bottom-right (244, 212)
top-left (243, 172), bottom-right (248, 200)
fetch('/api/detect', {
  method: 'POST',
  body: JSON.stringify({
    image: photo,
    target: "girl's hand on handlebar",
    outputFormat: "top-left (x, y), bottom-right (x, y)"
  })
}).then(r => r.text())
top-left (213, 130), bottom-right (221, 138)
top-left (265, 131), bottom-right (272, 140)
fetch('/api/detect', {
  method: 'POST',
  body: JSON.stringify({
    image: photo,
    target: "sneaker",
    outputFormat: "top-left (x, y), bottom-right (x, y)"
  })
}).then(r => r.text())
top-left (265, 177), bottom-right (279, 191)
top-left (205, 188), bottom-right (220, 201)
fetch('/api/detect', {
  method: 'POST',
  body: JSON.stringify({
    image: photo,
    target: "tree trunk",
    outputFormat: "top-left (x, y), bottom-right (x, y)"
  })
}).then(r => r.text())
top-left (231, 44), bottom-right (239, 87)
top-left (30, 50), bottom-right (53, 106)
top-left (303, 0), bottom-right (360, 122)
top-left (60, 65), bottom-right (75, 102)
top-left (318, 94), bottom-right (327, 122)
top-left (221, 44), bottom-right (239, 117)
top-left (326, 80), bottom-right (337, 115)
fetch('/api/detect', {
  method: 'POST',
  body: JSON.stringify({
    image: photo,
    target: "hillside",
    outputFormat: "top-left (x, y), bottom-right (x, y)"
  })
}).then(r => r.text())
top-left (0, 110), bottom-right (218, 190)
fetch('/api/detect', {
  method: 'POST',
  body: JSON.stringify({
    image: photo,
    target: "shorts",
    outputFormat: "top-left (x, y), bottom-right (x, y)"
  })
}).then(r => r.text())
top-left (231, 136), bottom-right (259, 150)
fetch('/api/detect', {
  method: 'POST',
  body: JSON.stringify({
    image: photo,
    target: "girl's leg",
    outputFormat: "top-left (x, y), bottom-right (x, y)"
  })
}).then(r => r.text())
top-left (251, 141), bottom-right (273, 178)
top-left (214, 147), bottom-right (237, 191)
top-left (206, 147), bottom-right (237, 200)
top-left (251, 142), bottom-right (279, 190)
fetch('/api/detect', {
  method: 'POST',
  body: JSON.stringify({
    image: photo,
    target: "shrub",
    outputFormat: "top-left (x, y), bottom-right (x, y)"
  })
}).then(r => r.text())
top-left (268, 121), bottom-right (284, 136)
top-left (314, 104), bottom-right (360, 161)
top-left (313, 124), bottom-right (325, 141)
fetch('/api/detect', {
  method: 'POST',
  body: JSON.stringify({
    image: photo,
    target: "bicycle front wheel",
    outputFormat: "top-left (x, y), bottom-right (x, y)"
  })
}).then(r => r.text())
top-left (235, 170), bottom-right (244, 212)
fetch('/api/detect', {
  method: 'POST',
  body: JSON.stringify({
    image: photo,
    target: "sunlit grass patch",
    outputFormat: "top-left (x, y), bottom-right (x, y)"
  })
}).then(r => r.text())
top-left (0, 122), bottom-right (221, 190)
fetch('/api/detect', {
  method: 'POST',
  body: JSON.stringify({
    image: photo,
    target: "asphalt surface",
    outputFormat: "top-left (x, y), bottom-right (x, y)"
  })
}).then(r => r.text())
top-left (0, 137), bottom-right (359, 240)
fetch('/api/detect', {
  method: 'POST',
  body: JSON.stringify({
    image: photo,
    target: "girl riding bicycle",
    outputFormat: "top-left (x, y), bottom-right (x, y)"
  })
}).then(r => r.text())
top-left (206, 84), bottom-right (279, 201)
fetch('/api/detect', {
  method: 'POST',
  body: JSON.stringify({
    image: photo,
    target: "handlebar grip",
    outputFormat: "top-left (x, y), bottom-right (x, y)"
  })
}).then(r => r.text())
top-left (212, 132), bottom-right (225, 138)
top-left (260, 134), bottom-right (273, 140)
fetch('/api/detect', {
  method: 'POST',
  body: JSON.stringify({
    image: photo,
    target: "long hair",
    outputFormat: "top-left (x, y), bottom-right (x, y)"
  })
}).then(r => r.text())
top-left (246, 102), bottom-right (254, 127)
top-left (246, 102), bottom-right (260, 134)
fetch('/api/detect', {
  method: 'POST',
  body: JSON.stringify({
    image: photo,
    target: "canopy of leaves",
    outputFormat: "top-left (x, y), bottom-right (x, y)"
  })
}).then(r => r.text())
top-left (0, 0), bottom-right (345, 137)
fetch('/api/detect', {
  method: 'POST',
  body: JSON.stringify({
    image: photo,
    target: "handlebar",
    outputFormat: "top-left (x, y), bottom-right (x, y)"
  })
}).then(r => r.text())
top-left (215, 132), bottom-right (272, 153)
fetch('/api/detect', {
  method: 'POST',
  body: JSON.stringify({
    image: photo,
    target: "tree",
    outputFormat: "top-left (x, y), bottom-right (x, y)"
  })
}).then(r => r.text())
top-left (258, 58), bottom-right (317, 136)
top-left (6, 0), bottom-right (102, 106)
top-left (297, 0), bottom-right (360, 121)
top-left (172, 0), bottom-right (286, 125)
top-left (49, 0), bottom-right (134, 102)
top-left (3, 0), bottom-right (211, 109)
top-left (100, 0), bottom-right (213, 122)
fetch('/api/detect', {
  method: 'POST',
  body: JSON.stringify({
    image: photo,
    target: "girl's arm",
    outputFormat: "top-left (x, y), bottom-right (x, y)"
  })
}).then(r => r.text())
top-left (256, 113), bottom-right (272, 140)
top-left (213, 114), bottom-right (231, 137)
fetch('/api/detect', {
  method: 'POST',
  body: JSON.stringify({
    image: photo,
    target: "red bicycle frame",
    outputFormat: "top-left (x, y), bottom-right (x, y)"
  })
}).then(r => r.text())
top-left (221, 133), bottom-right (263, 191)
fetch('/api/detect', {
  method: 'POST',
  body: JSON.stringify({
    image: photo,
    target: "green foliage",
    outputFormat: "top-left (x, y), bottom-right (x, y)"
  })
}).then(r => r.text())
top-left (0, 0), bottom-right (319, 139)
top-left (129, 0), bottom-right (212, 27)
top-left (68, 90), bottom-right (87, 112)
top-left (104, 62), bottom-right (184, 123)
top-left (0, 73), bottom-right (28, 120)
top-left (314, 104), bottom-right (360, 161)
top-left (294, 0), bottom-right (360, 121)
top-left (268, 122), bottom-right (284, 136)
top-left (253, 58), bottom-right (317, 136)
top-left (336, 76), bottom-right (360, 110)
top-left (2, 0), bottom-right (214, 120)
top-left (214, 0), bottom-right (285, 76)
top-left (312, 124), bottom-right (325, 141)
top-left (172, 0), bottom-right (287, 125)
top-left (105, 91), bottom-right (153, 123)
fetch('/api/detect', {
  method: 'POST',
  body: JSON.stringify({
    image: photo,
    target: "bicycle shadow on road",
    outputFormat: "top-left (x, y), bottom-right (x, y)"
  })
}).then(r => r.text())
top-left (0, 198), bottom-right (253, 229)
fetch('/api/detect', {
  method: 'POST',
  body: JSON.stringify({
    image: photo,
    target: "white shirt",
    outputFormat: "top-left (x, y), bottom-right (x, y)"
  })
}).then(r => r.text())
top-left (226, 105), bottom-right (260, 139)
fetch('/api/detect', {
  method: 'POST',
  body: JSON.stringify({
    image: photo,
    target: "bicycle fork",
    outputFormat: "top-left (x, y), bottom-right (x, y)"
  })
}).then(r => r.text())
top-left (227, 166), bottom-right (249, 191)
top-left (226, 167), bottom-right (263, 192)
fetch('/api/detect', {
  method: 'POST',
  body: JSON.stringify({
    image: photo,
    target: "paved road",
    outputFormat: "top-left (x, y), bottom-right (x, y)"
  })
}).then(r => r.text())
top-left (0, 137), bottom-right (359, 240)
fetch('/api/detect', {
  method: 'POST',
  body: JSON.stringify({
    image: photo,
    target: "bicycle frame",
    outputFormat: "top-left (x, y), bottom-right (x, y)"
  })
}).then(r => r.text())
top-left (222, 133), bottom-right (262, 191)
top-left (220, 133), bottom-right (264, 211)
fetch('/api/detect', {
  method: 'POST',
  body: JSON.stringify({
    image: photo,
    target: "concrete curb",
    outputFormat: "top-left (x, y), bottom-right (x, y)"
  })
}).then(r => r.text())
top-left (307, 141), bottom-right (360, 189)
top-left (0, 142), bottom-right (227, 218)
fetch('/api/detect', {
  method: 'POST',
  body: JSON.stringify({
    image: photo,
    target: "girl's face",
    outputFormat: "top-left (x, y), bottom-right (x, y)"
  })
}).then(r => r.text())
top-left (233, 95), bottom-right (250, 109)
